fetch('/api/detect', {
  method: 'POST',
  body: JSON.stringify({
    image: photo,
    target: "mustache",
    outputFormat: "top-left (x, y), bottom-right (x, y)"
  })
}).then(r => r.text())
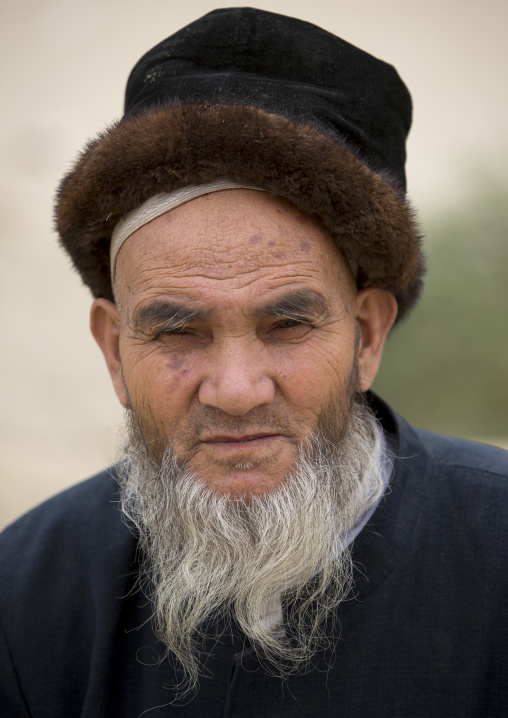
top-left (130, 401), bottom-right (304, 450)
top-left (193, 415), bottom-right (299, 441)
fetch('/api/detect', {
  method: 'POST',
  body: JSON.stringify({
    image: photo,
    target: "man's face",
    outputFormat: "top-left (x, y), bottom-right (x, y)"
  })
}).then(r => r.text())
top-left (109, 190), bottom-right (361, 496)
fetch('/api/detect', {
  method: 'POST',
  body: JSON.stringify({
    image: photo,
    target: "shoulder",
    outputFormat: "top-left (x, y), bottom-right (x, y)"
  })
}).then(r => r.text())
top-left (374, 393), bottom-right (508, 538)
top-left (417, 429), bottom-right (508, 478)
top-left (0, 469), bottom-right (139, 714)
top-left (414, 429), bottom-right (508, 502)
top-left (0, 467), bottom-right (124, 554)
top-left (0, 467), bottom-right (135, 604)
top-left (395, 426), bottom-right (508, 545)
top-left (372, 392), bottom-right (508, 495)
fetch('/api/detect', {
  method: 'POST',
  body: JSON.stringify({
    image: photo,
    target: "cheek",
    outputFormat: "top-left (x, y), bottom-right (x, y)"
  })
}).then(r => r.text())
top-left (276, 337), bottom-right (356, 410)
top-left (121, 345), bottom-right (197, 425)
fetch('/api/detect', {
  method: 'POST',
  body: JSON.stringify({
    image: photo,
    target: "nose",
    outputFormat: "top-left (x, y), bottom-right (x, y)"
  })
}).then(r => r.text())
top-left (198, 338), bottom-right (275, 416)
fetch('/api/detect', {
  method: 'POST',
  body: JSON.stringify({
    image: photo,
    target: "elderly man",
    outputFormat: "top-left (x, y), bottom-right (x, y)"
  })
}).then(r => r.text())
top-left (1, 8), bottom-right (507, 717)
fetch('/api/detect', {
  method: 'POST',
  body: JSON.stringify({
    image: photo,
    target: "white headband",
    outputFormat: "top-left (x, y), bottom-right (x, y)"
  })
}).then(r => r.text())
top-left (109, 179), bottom-right (267, 279)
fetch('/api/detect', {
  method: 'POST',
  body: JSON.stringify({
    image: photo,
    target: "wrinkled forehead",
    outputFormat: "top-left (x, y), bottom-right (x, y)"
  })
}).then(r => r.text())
top-left (113, 189), bottom-right (355, 304)
top-left (110, 181), bottom-right (268, 281)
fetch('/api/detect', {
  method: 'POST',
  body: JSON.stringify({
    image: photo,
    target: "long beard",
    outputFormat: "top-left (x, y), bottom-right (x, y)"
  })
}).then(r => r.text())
top-left (117, 395), bottom-right (384, 698)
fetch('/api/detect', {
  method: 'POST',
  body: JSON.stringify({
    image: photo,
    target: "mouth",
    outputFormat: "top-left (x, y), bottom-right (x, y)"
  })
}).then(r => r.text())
top-left (200, 433), bottom-right (283, 454)
top-left (204, 433), bottom-right (278, 442)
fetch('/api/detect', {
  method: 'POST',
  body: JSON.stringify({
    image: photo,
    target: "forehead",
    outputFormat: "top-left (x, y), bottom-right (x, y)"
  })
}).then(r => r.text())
top-left (114, 189), bottom-right (354, 307)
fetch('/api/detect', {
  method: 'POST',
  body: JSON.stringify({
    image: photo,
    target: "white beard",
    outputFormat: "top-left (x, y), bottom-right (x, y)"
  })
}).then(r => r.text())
top-left (117, 397), bottom-right (385, 698)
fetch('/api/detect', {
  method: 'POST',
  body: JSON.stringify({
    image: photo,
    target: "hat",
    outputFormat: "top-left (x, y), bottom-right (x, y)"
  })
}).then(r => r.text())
top-left (56, 8), bottom-right (423, 320)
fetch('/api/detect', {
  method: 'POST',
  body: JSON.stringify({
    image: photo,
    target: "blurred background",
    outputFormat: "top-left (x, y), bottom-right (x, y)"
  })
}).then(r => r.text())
top-left (1, 0), bottom-right (507, 529)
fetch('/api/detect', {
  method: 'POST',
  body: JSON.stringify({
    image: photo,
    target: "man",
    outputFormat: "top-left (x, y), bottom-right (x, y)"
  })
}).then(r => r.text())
top-left (1, 8), bottom-right (507, 717)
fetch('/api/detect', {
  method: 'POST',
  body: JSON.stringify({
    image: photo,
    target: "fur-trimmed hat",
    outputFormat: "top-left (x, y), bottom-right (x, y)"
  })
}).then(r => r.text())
top-left (56, 8), bottom-right (423, 321)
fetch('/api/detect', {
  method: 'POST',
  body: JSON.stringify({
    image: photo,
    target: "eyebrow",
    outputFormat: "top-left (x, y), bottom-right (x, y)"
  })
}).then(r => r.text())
top-left (254, 289), bottom-right (332, 322)
top-left (131, 300), bottom-right (215, 334)
top-left (131, 289), bottom-right (332, 335)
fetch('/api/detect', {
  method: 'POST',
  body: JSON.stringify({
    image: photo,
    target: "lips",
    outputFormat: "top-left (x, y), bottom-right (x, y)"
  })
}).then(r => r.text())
top-left (203, 433), bottom-right (277, 443)
top-left (200, 433), bottom-right (282, 455)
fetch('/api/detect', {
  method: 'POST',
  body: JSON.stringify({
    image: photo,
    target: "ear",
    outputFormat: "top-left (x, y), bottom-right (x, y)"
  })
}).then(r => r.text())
top-left (90, 298), bottom-right (128, 408)
top-left (355, 288), bottom-right (398, 392)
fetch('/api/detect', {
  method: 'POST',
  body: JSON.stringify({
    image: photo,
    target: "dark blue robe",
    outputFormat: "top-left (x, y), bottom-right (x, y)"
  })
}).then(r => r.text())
top-left (1, 397), bottom-right (508, 717)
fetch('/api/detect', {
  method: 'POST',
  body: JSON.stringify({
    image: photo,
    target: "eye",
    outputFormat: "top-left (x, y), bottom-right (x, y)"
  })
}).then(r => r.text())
top-left (159, 326), bottom-right (188, 335)
top-left (274, 319), bottom-right (301, 329)
top-left (154, 326), bottom-right (188, 339)
top-left (274, 317), bottom-right (314, 330)
top-left (155, 325), bottom-right (210, 349)
top-left (266, 318), bottom-right (313, 341)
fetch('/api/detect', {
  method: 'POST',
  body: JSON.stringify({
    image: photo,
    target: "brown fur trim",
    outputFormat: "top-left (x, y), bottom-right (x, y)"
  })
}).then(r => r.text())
top-left (56, 104), bottom-right (423, 320)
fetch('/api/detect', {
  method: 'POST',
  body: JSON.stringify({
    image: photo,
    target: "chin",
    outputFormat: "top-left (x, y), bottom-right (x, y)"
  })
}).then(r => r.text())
top-left (188, 451), bottom-right (297, 497)
top-left (197, 466), bottom-right (287, 498)
top-left (187, 441), bottom-right (298, 497)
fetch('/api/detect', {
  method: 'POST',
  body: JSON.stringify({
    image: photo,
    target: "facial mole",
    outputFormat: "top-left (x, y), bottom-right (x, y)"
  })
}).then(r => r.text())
top-left (170, 355), bottom-right (186, 371)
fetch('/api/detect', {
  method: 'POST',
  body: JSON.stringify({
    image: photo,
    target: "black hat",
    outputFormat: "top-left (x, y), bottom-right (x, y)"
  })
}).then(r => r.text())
top-left (56, 8), bottom-right (423, 320)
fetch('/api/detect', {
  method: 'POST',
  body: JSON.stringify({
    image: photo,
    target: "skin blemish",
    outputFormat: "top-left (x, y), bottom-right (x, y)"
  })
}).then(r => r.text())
top-left (169, 355), bottom-right (187, 371)
top-left (268, 240), bottom-right (276, 247)
top-left (249, 234), bottom-right (262, 244)
top-left (299, 241), bottom-right (310, 254)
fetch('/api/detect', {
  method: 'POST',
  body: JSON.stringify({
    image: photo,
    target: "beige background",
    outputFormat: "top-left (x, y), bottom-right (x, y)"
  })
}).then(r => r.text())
top-left (1, 0), bottom-right (507, 529)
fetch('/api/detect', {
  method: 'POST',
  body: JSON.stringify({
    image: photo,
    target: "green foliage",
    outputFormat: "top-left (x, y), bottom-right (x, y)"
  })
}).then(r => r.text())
top-left (373, 180), bottom-right (508, 439)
